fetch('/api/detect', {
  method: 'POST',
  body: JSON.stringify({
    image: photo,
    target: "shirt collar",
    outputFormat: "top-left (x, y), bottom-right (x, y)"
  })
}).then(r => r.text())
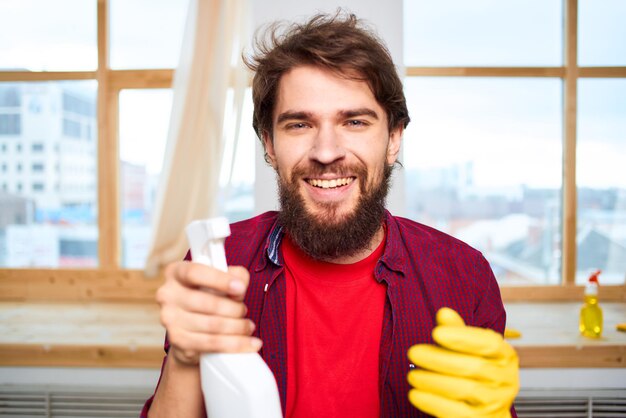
top-left (377, 210), bottom-right (408, 277)
top-left (259, 210), bottom-right (407, 278)
top-left (267, 223), bottom-right (284, 266)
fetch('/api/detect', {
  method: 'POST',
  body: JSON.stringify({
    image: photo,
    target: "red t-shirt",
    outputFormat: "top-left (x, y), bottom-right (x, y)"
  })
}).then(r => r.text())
top-left (283, 233), bottom-right (387, 418)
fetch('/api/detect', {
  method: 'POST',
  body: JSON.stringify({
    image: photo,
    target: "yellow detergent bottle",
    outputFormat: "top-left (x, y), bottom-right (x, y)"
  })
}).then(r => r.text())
top-left (579, 270), bottom-right (603, 338)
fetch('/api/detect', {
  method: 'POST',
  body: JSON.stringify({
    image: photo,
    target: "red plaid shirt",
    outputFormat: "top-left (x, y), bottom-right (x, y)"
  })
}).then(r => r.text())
top-left (142, 211), bottom-right (515, 417)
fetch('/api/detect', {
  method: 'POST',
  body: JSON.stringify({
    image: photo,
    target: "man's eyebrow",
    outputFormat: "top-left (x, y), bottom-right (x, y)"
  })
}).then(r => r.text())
top-left (276, 111), bottom-right (313, 124)
top-left (339, 108), bottom-right (379, 120)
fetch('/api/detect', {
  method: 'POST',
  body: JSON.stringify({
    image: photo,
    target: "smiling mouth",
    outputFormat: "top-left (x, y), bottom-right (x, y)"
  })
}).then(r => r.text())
top-left (306, 177), bottom-right (355, 189)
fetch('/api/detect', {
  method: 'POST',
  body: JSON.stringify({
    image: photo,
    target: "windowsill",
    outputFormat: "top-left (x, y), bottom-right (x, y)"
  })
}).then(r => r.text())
top-left (505, 301), bottom-right (626, 367)
top-left (1, 302), bottom-right (163, 368)
top-left (1, 301), bottom-right (624, 368)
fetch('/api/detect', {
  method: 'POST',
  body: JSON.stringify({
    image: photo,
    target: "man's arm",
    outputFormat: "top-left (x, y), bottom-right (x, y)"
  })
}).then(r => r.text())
top-left (147, 350), bottom-right (204, 418)
top-left (143, 262), bottom-right (260, 417)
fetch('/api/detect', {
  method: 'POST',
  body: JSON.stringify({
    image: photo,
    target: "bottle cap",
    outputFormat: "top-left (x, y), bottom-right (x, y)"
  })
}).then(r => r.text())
top-left (185, 217), bottom-right (230, 269)
top-left (588, 269), bottom-right (601, 285)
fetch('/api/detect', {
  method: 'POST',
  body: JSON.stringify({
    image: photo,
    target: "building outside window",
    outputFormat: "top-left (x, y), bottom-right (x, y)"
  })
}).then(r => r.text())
top-left (0, 82), bottom-right (98, 267)
top-left (403, 0), bottom-right (625, 285)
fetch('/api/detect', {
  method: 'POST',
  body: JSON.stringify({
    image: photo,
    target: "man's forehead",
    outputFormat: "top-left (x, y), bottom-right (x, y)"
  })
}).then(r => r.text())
top-left (273, 66), bottom-right (384, 120)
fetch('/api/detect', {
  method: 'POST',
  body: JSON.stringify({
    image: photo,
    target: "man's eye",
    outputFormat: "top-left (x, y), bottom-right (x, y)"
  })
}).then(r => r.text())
top-left (346, 120), bottom-right (367, 127)
top-left (287, 122), bottom-right (308, 130)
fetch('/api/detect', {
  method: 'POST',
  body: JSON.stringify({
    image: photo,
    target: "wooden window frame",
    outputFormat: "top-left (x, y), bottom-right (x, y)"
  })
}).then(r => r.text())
top-left (404, 0), bottom-right (626, 300)
top-left (0, 0), bottom-right (624, 303)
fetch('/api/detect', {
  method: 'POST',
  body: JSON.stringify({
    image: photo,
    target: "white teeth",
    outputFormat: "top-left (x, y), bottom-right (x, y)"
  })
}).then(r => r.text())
top-left (308, 177), bottom-right (354, 189)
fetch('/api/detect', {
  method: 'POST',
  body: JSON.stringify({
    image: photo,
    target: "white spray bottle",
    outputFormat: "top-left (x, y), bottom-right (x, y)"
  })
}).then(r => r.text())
top-left (185, 217), bottom-right (283, 418)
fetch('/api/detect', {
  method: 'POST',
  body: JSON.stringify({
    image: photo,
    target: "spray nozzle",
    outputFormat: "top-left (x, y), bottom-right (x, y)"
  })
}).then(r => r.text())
top-left (588, 270), bottom-right (601, 285)
top-left (185, 217), bottom-right (231, 271)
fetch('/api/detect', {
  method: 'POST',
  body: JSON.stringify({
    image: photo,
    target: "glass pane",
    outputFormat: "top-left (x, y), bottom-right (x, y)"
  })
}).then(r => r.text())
top-left (403, 0), bottom-right (562, 67)
top-left (403, 77), bottom-right (562, 285)
top-left (0, 81), bottom-right (98, 267)
top-left (0, 0), bottom-right (97, 71)
top-left (577, 79), bottom-right (626, 284)
top-left (579, 0), bottom-right (626, 66)
top-left (110, 0), bottom-right (190, 70)
top-left (119, 89), bottom-right (172, 269)
top-left (119, 88), bottom-right (256, 268)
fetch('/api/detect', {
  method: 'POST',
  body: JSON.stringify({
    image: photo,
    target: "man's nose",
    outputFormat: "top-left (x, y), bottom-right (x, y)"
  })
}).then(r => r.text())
top-left (308, 124), bottom-right (346, 165)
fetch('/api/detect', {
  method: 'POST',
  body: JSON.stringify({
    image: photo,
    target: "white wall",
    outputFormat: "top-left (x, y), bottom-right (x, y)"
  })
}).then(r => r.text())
top-left (251, 0), bottom-right (406, 216)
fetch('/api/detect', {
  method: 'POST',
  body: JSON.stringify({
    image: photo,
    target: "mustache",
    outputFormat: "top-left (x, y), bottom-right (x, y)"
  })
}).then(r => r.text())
top-left (289, 161), bottom-right (367, 182)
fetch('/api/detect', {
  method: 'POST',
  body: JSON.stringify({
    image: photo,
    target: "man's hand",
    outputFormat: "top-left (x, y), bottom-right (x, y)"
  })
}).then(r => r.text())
top-left (407, 308), bottom-right (519, 418)
top-left (156, 262), bottom-right (262, 366)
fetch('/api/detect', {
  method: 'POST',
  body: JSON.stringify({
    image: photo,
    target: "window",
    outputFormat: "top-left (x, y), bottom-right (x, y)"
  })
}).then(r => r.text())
top-left (62, 92), bottom-right (95, 117)
top-left (0, 114), bottom-right (20, 135)
top-left (109, 0), bottom-right (190, 69)
top-left (403, 0), bottom-right (626, 287)
top-left (63, 118), bottom-right (82, 138)
top-left (0, 81), bottom-right (98, 268)
top-left (28, 97), bottom-right (42, 114)
top-left (403, 0), bottom-right (562, 67)
top-left (0, 87), bottom-right (21, 106)
top-left (119, 89), bottom-right (173, 268)
top-left (1, 1), bottom-right (252, 273)
top-left (579, 0), bottom-right (626, 66)
top-left (0, 0), bottom-right (621, 302)
top-left (117, 88), bottom-right (256, 268)
top-left (0, 0), bottom-right (97, 71)
top-left (404, 78), bottom-right (562, 285)
top-left (577, 79), bottom-right (626, 284)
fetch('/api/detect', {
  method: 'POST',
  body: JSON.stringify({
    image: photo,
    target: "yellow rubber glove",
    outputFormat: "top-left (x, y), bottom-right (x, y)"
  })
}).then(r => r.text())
top-left (504, 327), bottom-right (522, 339)
top-left (407, 308), bottom-right (519, 418)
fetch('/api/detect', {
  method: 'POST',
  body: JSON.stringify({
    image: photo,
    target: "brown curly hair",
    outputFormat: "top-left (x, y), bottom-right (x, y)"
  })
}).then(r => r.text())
top-left (244, 11), bottom-right (410, 152)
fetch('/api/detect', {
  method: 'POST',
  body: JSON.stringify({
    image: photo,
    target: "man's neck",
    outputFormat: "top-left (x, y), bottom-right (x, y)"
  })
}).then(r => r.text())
top-left (322, 225), bottom-right (385, 265)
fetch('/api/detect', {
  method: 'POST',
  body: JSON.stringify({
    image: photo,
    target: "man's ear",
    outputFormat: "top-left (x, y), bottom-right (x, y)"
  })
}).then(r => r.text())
top-left (262, 130), bottom-right (277, 168)
top-left (386, 126), bottom-right (403, 165)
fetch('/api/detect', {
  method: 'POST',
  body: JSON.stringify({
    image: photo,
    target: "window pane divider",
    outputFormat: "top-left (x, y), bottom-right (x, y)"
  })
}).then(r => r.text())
top-left (579, 67), bottom-right (626, 77)
top-left (406, 67), bottom-right (626, 79)
top-left (108, 69), bottom-right (174, 89)
top-left (97, 0), bottom-right (120, 268)
top-left (0, 72), bottom-right (96, 82)
top-left (405, 67), bottom-right (566, 77)
top-left (562, 0), bottom-right (578, 286)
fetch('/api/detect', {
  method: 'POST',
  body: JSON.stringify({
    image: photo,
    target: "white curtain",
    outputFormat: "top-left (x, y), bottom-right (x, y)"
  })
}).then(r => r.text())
top-left (145, 0), bottom-right (251, 276)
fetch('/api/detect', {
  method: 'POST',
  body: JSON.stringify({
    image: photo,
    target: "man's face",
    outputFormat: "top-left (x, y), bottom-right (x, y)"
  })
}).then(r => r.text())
top-left (263, 65), bottom-right (402, 259)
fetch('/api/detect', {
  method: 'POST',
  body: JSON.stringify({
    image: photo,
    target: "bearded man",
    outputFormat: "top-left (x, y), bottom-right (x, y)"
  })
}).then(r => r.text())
top-left (143, 12), bottom-right (519, 418)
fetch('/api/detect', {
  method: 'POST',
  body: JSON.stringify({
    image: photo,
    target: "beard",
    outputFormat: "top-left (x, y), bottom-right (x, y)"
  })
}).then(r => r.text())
top-left (277, 160), bottom-right (393, 261)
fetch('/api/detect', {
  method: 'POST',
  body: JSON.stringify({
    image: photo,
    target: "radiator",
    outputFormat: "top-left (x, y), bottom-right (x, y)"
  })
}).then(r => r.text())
top-left (0, 386), bottom-right (148, 417)
top-left (1, 386), bottom-right (625, 417)
top-left (515, 389), bottom-right (626, 418)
